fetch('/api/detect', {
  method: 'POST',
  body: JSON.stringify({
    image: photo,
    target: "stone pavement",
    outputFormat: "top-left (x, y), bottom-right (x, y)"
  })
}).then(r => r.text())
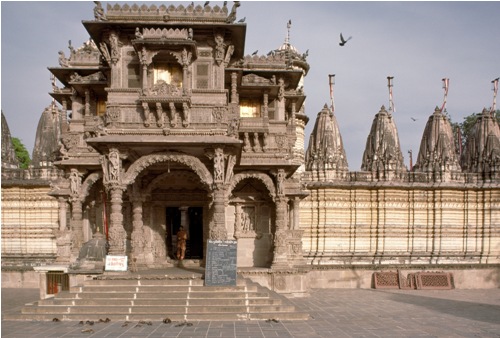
top-left (2, 287), bottom-right (500, 337)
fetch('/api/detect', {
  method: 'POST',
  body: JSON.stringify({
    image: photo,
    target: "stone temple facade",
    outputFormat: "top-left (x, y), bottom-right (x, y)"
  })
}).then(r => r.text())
top-left (2, 2), bottom-right (499, 293)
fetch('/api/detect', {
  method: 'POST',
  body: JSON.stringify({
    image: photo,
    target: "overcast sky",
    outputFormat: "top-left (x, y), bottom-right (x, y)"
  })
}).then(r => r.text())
top-left (2, 1), bottom-right (499, 170)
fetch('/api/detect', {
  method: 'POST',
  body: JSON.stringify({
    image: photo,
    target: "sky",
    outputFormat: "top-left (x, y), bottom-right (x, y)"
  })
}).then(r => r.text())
top-left (2, 1), bottom-right (499, 170)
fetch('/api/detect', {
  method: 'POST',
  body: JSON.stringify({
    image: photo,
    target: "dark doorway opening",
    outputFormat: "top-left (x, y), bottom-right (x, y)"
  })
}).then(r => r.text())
top-left (165, 207), bottom-right (203, 260)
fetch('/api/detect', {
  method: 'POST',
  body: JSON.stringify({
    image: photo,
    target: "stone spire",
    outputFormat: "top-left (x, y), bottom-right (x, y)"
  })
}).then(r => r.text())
top-left (305, 104), bottom-right (348, 173)
top-left (413, 106), bottom-right (461, 174)
top-left (32, 102), bottom-right (67, 167)
top-left (361, 105), bottom-right (406, 176)
top-left (1, 111), bottom-right (20, 169)
top-left (461, 108), bottom-right (500, 175)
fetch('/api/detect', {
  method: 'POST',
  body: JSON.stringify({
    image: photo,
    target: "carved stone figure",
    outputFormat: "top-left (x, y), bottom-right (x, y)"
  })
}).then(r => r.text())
top-left (58, 51), bottom-right (69, 67)
top-left (93, 1), bottom-right (106, 21)
top-left (214, 149), bottom-right (224, 182)
top-left (108, 150), bottom-right (120, 181)
top-left (69, 169), bottom-right (81, 195)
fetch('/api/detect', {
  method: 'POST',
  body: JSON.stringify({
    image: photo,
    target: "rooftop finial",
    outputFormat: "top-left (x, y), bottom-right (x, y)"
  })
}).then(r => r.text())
top-left (328, 74), bottom-right (335, 114)
top-left (285, 19), bottom-right (292, 47)
top-left (440, 78), bottom-right (449, 113)
top-left (387, 76), bottom-right (395, 113)
top-left (491, 77), bottom-right (499, 114)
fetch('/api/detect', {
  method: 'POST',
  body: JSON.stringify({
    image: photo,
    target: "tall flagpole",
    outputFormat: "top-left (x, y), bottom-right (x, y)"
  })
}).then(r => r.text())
top-left (328, 74), bottom-right (335, 114)
top-left (441, 78), bottom-right (449, 113)
top-left (492, 77), bottom-right (499, 115)
top-left (387, 76), bottom-right (395, 113)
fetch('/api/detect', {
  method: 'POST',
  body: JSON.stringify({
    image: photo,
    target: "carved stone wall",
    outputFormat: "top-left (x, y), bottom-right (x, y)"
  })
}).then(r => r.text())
top-left (1, 186), bottom-right (59, 266)
top-left (301, 183), bottom-right (500, 265)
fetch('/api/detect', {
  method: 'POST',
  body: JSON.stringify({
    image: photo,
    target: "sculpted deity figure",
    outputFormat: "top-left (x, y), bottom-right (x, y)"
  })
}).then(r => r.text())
top-left (135, 27), bottom-right (143, 39)
top-left (214, 34), bottom-right (226, 64)
top-left (93, 1), bottom-right (106, 21)
top-left (58, 51), bottom-right (69, 67)
top-left (277, 169), bottom-right (285, 196)
top-left (69, 169), bottom-right (81, 195)
top-left (214, 149), bottom-right (224, 182)
top-left (108, 150), bottom-right (120, 181)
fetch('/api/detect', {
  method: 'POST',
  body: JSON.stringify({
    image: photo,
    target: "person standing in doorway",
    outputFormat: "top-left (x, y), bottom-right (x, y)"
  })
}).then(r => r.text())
top-left (176, 226), bottom-right (188, 260)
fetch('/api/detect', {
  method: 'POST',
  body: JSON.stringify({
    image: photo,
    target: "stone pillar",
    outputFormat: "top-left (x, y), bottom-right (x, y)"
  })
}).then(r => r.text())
top-left (141, 63), bottom-right (148, 93)
top-left (130, 196), bottom-right (145, 266)
top-left (272, 196), bottom-right (289, 268)
top-left (263, 91), bottom-right (269, 119)
top-left (108, 185), bottom-right (126, 255)
top-left (210, 186), bottom-right (228, 240)
top-left (231, 72), bottom-right (238, 104)
top-left (292, 197), bottom-right (300, 230)
top-left (234, 203), bottom-right (242, 237)
top-left (59, 198), bottom-right (67, 231)
top-left (84, 89), bottom-right (90, 117)
top-left (70, 198), bottom-right (84, 258)
top-left (290, 99), bottom-right (296, 127)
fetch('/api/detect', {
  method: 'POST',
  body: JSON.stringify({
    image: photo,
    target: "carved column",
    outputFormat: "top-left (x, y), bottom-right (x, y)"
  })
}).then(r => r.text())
top-left (231, 72), bottom-right (238, 104)
top-left (234, 202), bottom-right (242, 238)
top-left (292, 197), bottom-right (300, 230)
top-left (141, 63), bottom-right (148, 93)
top-left (130, 195), bottom-right (145, 265)
top-left (61, 98), bottom-right (68, 130)
top-left (210, 186), bottom-right (228, 240)
top-left (263, 91), bottom-right (269, 120)
top-left (272, 196), bottom-right (289, 268)
top-left (108, 185), bottom-right (126, 255)
top-left (58, 197), bottom-right (68, 231)
top-left (290, 99), bottom-right (296, 127)
top-left (70, 197), bottom-right (84, 258)
top-left (84, 89), bottom-right (90, 117)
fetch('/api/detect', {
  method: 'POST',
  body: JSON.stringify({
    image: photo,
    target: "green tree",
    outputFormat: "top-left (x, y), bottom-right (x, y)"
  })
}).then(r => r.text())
top-left (449, 110), bottom-right (500, 154)
top-left (11, 137), bottom-right (31, 169)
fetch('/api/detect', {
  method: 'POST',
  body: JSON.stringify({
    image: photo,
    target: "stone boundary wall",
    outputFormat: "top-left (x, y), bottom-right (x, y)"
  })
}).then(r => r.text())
top-left (301, 184), bottom-right (500, 265)
top-left (305, 266), bottom-right (500, 289)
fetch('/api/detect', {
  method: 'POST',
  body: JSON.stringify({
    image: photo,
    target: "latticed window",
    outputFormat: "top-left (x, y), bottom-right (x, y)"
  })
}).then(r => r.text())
top-left (127, 64), bottom-right (141, 88)
top-left (196, 63), bottom-right (209, 89)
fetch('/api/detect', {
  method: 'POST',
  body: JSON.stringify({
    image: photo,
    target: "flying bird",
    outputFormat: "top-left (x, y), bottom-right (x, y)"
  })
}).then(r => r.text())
top-left (238, 17), bottom-right (246, 23)
top-left (411, 117), bottom-right (417, 121)
top-left (204, 1), bottom-right (209, 7)
top-left (252, 50), bottom-right (258, 55)
top-left (339, 33), bottom-right (352, 46)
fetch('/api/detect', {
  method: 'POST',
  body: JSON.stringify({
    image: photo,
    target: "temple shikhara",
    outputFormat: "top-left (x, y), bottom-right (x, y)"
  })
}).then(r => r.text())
top-left (2, 2), bottom-right (499, 313)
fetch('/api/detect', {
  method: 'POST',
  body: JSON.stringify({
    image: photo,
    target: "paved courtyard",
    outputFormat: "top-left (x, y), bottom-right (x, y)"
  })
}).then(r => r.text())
top-left (2, 287), bottom-right (500, 337)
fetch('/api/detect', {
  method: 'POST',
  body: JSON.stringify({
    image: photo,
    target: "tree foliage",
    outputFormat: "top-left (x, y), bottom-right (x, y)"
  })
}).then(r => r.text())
top-left (11, 137), bottom-right (31, 169)
top-left (449, 110), bottom-right (500, 153)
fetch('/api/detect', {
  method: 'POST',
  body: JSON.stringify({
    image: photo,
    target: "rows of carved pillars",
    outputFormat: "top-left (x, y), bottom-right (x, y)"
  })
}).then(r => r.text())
top-left (67, 185), bottom-right (293, 267)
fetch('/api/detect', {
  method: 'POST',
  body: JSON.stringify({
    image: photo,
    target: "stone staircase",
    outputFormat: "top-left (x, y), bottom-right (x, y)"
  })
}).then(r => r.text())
top-left (4, 275), bottom-right (309, 321)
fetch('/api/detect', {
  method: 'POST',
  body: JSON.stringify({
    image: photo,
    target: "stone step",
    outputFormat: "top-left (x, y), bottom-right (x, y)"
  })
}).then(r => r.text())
top-left (57, 291), bottom-right (272, 299)
top-left (83, 278), bottom-right (206, 286)
top-left (6, 276), bottom-right (308, 321)
top-left (38, 297), bottom-right (284, 307)
top-left (4, 311), bottom-right (309, 322)
top-left (69, 284), bottom-right (259, 293)
top-left (22, 304), bottom-right (296, 315)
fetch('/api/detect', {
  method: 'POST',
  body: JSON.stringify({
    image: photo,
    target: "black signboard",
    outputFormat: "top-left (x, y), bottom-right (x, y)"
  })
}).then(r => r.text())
top-left (205, 240), bottom-right (237, 286)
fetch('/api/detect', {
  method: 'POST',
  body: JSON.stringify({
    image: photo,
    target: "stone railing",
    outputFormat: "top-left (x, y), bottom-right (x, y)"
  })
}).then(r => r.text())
top-left (1, 167), bottom-right (64, 184)
top-left (104, 3), bottom-right (230, 22)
